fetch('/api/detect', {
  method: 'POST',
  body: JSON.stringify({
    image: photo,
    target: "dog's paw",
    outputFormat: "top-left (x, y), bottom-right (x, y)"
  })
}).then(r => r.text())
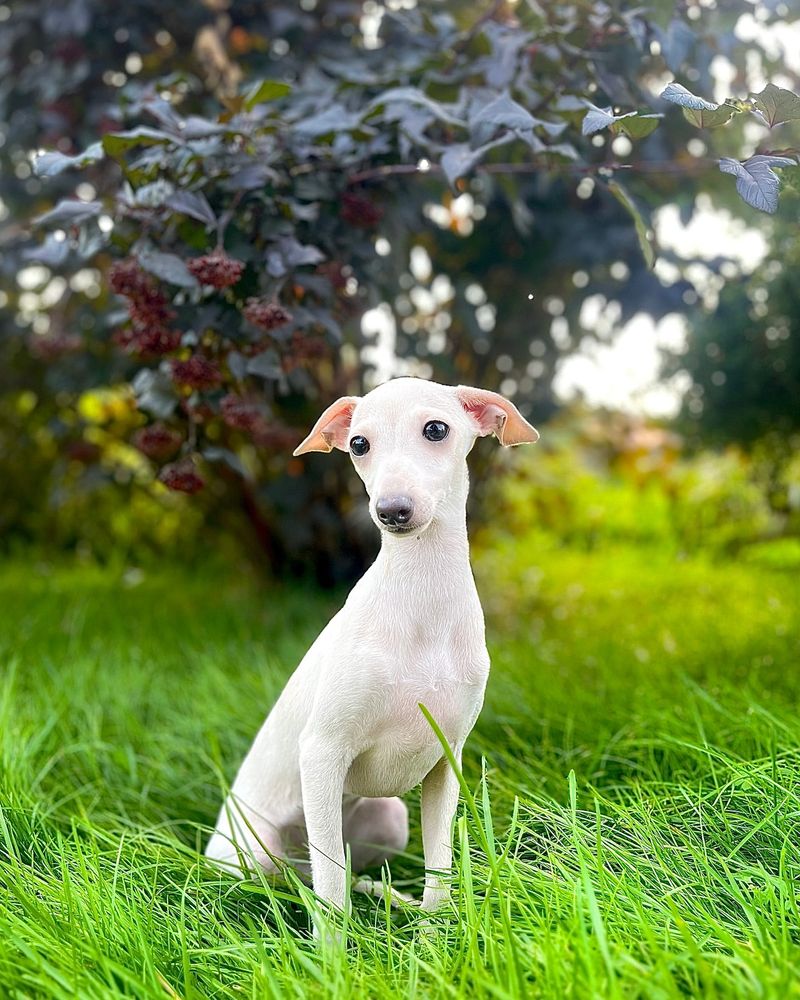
top-left (421, 885), bottom-right (452, 912)
top-left (312, 921), bottom-right (344, 949)
top-left (354, 877), bottom-right (419, 908)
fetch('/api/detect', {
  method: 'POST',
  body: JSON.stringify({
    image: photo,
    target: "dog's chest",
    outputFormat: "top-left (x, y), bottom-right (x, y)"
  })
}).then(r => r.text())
top-left (323, 572), bottom-right (489, 797)
top-left (343, 673), bottom-right (486, 797)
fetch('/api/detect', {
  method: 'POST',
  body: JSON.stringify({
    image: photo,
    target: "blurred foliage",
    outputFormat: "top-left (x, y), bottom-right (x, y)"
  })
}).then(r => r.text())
top-left (670, 178), bottom-right (800, 448)
top-left (476, 407), bottom-right (800, 561)
top-left (2, 0), bottom-right (799, 578)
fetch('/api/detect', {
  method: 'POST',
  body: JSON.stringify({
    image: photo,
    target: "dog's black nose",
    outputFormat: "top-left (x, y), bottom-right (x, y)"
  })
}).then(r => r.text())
top-left (376, 496), bottom-right (414, 528)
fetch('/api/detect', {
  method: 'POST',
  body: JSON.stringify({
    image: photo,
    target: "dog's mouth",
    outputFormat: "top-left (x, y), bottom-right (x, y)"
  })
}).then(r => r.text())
top-left (382, 523), bottom-right (415, 535)
top-left (378, 518), bottom-right (432, 538)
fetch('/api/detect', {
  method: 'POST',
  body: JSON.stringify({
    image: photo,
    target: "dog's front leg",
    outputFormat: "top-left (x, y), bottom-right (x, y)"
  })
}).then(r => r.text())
top-left (420, 751), bottom-right (462, 911)
top-left (300, 739), bottom-right (351, 912)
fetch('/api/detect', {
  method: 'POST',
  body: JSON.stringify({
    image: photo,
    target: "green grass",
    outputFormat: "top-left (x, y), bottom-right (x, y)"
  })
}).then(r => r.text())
top-left (0, 541), bottom-right (799, 998)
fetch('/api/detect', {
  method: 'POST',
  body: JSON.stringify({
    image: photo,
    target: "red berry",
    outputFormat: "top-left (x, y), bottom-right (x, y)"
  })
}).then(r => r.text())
top-left (317, 260), bottom-right (349, 291)
top-left (28, 330), bottom-right (83, 359)
top-left (109, 258), bottom-right (154, 299)
top-left (133, 424), bottom-right (183, 461)
top-left (158, 458), bottom-right (205, 494)
top-left (170, 355), bottom-right (222, 390)
top-left (289, 330), bottom-right (328, 362)
top-left (340, 192), bottom-right (382, 228)
top-left (110, 259), bottom-right (182, 357)
top-left (243, 298), bottom-right (292, 331)
top-left (179, 398), bottom-right (215, 424)
top-left (128, 293), bottom-right (175, 328)
top-left (253, 423), bottom-right (302, 451)
top-left (220, 394), bottom-right (267, 432)
top-left (114, 325), bottom-right (182, 358)
top-left (65, 440), bottom-right (101, 463)
top-left (187, 251), bottom-right (245, 289)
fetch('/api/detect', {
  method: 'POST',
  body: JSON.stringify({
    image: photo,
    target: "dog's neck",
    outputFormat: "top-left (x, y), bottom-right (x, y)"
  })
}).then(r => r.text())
top-left (373, 466), bottom-right (472, 581)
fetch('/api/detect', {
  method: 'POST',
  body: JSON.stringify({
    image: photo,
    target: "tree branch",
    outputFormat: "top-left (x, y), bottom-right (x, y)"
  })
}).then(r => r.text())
top-left (338, 157), bottom-right (720, 186)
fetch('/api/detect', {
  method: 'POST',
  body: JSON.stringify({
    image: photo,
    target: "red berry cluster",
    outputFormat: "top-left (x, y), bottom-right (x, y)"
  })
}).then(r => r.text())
top-left (243, 298), bottom-right (292, 331)
top-left (317, 260), bottom-right (349, 291)
top-left (180, 398), bottom-right (216, 424)
top-left (109, 258), bottom-right (153, 298)
top-left (187, 251), bottom-right (245, 289)
top-left (28, 330), bottom-right (83, 360)
top-left (109, 258), bottom-right (180, 358)
top-left (133, 423), bottom-right (183, 461)
top-left (283, 331), bottom-right (329, 369)
top-left (158, 458), bottom-right (205, 494)
top-left (253, 423), bottom-right (302, 452)
top-left (220, 394), bottom-right (267, 433)
top-left (65, 440), bottom-right (101, 464)
top-left (340, 192), bottom-right (383, 228)
top-left (128, 292), bottom-right (175, 330)
top-left (170, 355), bottom-right (223, 390)
top-left (114, 326), bottom-right (182, 356)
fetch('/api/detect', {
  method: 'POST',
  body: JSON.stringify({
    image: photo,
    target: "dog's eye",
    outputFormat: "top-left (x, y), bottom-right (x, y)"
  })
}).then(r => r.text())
top-left (349, 435), bottom-right (370, 456)
top-left (422, 420), bottom-right (449, 442)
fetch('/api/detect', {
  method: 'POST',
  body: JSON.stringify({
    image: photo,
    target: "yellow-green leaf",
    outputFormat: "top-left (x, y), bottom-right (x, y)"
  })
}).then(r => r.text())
top-left (607, 179), bottom-right (656, 268)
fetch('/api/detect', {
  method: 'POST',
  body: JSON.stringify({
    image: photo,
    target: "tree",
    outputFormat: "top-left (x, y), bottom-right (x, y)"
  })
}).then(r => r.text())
top-left (5, 0), bottom-right (799, 579)
top-left (666, 155), bottom-right (800, 447)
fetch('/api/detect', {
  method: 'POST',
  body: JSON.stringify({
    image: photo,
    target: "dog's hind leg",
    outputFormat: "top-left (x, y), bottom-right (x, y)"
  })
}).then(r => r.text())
top-left (341, 795), bottom-right (413, 906)
top-left (342, 795), bottom-right (409, 871)
top-left (205, 795), bottom-right (284, 877)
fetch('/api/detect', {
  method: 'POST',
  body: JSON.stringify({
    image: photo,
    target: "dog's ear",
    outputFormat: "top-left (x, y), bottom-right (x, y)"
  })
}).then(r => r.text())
top-left (456, 386), bottom-right (539, 447)
top-left (293, 396), bottom-right (361, 455)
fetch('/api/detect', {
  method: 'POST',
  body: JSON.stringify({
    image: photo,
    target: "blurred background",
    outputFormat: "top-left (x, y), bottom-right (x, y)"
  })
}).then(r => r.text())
top-left (1, 0), bottom-right (799, 583)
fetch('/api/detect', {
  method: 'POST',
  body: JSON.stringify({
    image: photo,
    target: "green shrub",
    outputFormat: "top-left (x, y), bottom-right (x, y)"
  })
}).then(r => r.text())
top-left (477, 409), bottom-right (790, 559)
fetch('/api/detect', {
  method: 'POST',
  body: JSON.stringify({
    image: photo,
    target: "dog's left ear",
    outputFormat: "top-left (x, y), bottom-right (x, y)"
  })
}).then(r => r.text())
top-left (293, 395), bottom-right (361, 455)
top-left (456, 386), bottom-right (539, 446)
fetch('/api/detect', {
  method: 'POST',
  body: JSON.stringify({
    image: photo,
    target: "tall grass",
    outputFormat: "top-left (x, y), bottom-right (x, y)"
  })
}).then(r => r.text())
top-left (0, 544), bottom-right (798, 998)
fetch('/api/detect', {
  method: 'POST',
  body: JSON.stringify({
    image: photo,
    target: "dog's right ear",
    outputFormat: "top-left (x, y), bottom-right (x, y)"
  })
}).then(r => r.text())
top-left (456, 385), bottom-right (539, 446)
top-left (293, 396), bottom-right (361, 455)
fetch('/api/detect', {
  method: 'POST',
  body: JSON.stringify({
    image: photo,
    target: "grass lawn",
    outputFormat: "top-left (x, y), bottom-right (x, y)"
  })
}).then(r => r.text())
top-left (1, 540), bottom-right (799, 998)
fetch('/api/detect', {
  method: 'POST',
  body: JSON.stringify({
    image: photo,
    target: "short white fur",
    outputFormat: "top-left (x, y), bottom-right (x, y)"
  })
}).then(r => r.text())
top-left (205, 377), bottom-right (538, 917)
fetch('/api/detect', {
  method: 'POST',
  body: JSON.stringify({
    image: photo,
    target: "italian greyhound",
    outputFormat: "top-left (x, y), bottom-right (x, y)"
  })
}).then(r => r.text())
top-left (205, 377), bottom-right (538, 916)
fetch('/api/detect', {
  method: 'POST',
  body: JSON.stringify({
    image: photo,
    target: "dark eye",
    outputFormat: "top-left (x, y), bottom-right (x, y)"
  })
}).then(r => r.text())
top-left (423, 420), bottom-right (449, 442)
top-left (349, 435), bottom-right (370, 456)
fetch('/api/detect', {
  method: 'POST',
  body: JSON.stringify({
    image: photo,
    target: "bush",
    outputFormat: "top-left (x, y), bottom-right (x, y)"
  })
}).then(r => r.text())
top-left (477, 409), bottom-right (791, 558)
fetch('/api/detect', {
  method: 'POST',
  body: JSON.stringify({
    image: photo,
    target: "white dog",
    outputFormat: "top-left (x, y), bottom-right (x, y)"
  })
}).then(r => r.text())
top-left (206, 377), bottom-right (538, 915)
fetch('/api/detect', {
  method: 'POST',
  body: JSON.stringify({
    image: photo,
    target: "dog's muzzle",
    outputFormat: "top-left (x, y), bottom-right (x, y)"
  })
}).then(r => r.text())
top-left (376, 496), bottom-right (414, 532)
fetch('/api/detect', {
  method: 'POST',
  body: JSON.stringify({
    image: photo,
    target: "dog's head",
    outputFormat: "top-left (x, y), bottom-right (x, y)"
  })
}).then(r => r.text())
top-left (294, 377), bottom-right (538, 537)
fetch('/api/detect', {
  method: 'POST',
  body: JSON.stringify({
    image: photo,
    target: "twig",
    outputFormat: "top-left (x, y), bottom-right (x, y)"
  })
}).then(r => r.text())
top-left (216, 189), bottom-right (245, 249)
top-left (340, 157), bottom-right (719, 186)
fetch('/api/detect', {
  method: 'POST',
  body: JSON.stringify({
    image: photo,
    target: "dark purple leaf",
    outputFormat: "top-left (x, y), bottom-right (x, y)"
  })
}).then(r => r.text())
top-left (23, 235), bottom-right (70, 267)
top-left (440, 134), bottom-right (514, 188)
top-left (166, 191), bottom-right (216, 226)
top-left (247, 351), bottom-right (283, 379)
top-left (582, 104), bottom-right (636, 136)
top-left (34, 142), bottom-right (104, 178)
top-left (136, 248), bottom-right (198, 288)
top-left (132, 369), bottom-right (178, 419)
top-left (719, 155), bottom-right (796, 213)
top-left (33, 199), bottom-right (102, 227)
